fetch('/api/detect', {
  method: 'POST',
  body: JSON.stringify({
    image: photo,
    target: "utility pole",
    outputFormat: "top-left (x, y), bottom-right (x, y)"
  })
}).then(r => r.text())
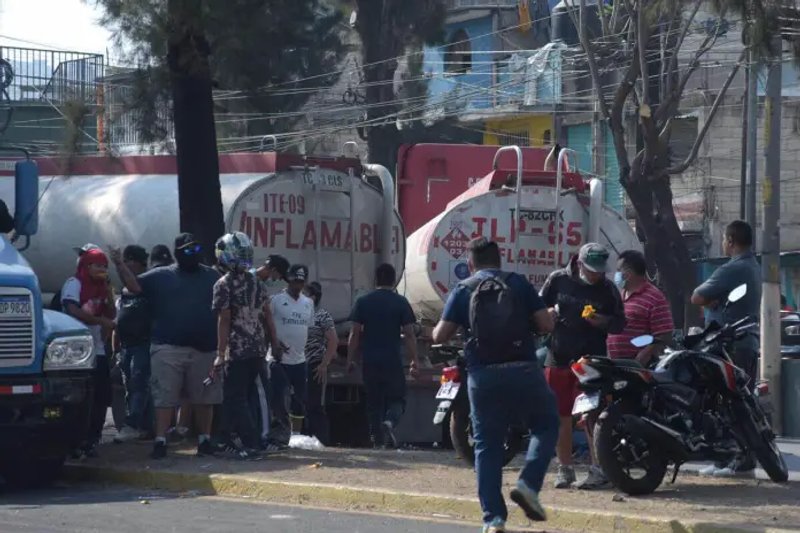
top-left (740, 65), bottom-right (749, 220)
top-left (761, 36), bottom-right (782, 434)
top-left (747, 48), bottom-right (759, 241)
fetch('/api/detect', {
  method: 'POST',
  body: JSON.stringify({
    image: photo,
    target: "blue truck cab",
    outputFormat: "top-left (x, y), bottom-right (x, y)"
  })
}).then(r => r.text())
top-left (0, 160), bottom-right (95, 485)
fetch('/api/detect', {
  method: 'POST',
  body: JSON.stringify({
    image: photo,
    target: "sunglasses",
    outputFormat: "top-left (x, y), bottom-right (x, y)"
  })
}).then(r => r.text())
top-left (180, 244), bottom-right (202, 256)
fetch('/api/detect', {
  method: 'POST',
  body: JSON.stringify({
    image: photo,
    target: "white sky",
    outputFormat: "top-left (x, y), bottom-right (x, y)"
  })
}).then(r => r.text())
top-left (0, 0), bottom-right (112, 55)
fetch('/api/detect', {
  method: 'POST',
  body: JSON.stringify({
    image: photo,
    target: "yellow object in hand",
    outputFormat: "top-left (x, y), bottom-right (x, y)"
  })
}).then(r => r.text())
top-left (581, 305), bottom-right (596, 319)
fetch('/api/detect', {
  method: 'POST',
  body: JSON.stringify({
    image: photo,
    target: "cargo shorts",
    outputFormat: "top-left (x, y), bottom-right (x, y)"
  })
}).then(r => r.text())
top-left (150, 344), bottom-right (223, 408)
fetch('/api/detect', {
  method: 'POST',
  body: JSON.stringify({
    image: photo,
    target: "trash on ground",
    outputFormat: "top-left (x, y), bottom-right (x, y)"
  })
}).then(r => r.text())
top-left (289, 435), bottom-right (325, 451)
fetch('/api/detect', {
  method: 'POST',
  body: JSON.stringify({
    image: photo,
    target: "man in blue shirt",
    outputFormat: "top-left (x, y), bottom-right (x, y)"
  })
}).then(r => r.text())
top-left (692, 220), bottom-right (761, 475)
top-left (347, 264), bottom-right (419, 449)
top-left (112, 233), bottom-right (221, 460)
top-left (433, 238), bottom-right (556, 533)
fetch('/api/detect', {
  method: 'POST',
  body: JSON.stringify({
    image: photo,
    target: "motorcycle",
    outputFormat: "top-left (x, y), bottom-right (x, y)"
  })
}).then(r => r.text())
top-left (571, 284), bottom-right (788, 495)
top-left (430, 344), bottom-right (524, 467)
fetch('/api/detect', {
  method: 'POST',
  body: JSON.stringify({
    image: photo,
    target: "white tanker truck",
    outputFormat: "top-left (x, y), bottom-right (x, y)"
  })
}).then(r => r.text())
top-left (399, 147), bottom-right (641, 463)
top-left (0, 151), bottom-right (419, 447)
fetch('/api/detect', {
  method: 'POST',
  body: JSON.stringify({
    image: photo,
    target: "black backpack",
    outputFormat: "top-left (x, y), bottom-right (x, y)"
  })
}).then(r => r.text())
top-left (465, 272), bottom-right (531, 364)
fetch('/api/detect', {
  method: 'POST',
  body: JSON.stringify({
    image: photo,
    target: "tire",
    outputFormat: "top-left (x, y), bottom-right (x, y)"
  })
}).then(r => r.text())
top-left (3, 455), bottom-right (65, 488)
top-left (735, 399), bottom-right (789, 483)
top-left (594, 404), bottom-right (668, 496)
top-left (449, 393), bottom-right (521, 468)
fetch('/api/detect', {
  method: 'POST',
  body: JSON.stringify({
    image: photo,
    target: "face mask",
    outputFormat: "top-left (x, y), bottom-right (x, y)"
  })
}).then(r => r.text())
top-left (176, 253), bottom-right (201, 272)
top-left (614, 271), bottom-right (627, 290)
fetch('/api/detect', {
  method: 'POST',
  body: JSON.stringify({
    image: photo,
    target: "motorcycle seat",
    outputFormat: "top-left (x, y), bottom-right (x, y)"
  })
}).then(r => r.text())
top-left (610, 358), bottom-right (644, 369)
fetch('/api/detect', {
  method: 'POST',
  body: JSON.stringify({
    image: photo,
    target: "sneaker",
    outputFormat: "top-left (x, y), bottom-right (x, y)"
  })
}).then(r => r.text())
top-left (196, 439), bottom-right (220, 457)
top-left (481, 517), bottom-right (507, 533)
top-left (554, 464), bottom-right (576, 489)
top-left (151, 440), bottom-right (167, 460)
top-left (382, 420), bottom-right (398, 449)
top-left (698, 463), bottom-right (718, 476)
top-left (113, 425), bottom-right (142, 444)
top-left (575, 465), bottom-right (610, 490)
top-left (222, 438), bottom-right (261, 460)
top-left (261, 442), bottom-right (288, 454)
top-left (510, 479), bottom-right (547, 522)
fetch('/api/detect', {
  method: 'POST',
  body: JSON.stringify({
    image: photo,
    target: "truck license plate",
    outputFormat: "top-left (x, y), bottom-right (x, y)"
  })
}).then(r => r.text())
top-left (0, 296), bottom-right (31, 317)
top-left (436, 381), bottom-right (460, 400)
top-left (572, 392), bottom-right (600, 415)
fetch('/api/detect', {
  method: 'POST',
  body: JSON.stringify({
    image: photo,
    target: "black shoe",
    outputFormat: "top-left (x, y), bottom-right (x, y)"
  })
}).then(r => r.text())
top-left (197, 439), bottom-right (220, 457)
top-left (151, 440), bottom-right (167, 460)
top-left (382, 421), bottom-right (398, 449)
top-left (222, 437), bottom-right (261, 460)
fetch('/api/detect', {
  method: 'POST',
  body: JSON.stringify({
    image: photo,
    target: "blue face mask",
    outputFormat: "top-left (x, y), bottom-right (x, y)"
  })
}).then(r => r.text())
top-left (614, 271), bottom-right (627, 290)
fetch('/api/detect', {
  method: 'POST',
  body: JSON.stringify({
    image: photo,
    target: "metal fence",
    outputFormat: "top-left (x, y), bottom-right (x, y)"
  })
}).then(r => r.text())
top-left (0, 46), bottom-right (104, 104)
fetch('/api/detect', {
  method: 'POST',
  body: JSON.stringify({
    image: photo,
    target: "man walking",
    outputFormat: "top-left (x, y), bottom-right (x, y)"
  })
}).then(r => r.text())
top-left (607, 250), bottom-right (674, 366)
top-left (692, 220), bottom-right (761, 475)
top-left (265, 264), bottom-right (315, 450)
top-left (213, 232), bottom-right (280, 458)
top-left (112, 233), bottom-right (222, 459)
top-left (113, 245), bottom-right (154, 443)
top-left (539, 243), bottom-right (625, 490)
top-left (433, 238), bottom-right (556, 533)
top-left (347, 264), bottom-right (419, 449)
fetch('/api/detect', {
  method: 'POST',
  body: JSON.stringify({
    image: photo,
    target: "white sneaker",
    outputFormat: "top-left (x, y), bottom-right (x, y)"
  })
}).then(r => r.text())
top-left (114, 425), bottom-right (142, 443)
top-left (698, 464), bottom-right (718, 476)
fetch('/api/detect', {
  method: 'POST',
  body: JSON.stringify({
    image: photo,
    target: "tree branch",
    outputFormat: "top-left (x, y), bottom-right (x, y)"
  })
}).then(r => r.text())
top-left (667, 49), bottom-right (746, 174)
top-left (579, 0), bottom-right (611, 121)
top-left (666, 0), bottom-right (703, 97)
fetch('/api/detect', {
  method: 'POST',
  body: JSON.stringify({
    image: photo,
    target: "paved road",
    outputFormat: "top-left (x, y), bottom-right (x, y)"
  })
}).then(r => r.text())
top-left (0, 485), bottom-right (555, 533)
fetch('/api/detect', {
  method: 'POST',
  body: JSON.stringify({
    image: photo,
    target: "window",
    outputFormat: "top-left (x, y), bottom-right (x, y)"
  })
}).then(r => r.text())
top-left (444, 29), bottom-right (472, 75)
top-left (542, 129), bottom-right (552, 145)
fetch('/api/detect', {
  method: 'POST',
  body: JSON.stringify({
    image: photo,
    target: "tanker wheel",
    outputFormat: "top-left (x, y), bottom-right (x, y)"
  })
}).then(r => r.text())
top-left (449, 393), bottom-right (520, 467)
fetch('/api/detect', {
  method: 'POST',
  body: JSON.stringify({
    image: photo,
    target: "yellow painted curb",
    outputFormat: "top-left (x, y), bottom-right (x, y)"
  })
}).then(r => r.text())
top-left (62, 464), bottom-right (791, 533)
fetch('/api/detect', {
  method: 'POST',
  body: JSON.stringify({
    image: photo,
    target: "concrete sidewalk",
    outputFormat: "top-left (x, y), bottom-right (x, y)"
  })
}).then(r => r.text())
top-left (64, 441), bottom-right (800, 533)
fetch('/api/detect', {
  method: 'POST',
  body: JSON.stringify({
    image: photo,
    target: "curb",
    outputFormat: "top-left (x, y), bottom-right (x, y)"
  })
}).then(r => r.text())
top-left (62, 464), bottom-right (792, 533)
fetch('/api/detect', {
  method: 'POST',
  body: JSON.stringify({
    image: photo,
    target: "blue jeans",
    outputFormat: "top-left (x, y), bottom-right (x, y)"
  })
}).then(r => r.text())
top-left (120, 343), bottom-right (153, 432)
top-left (363, 361), bottom-right (406, 446)
top-left (468, 361), bottom-right (559, 524)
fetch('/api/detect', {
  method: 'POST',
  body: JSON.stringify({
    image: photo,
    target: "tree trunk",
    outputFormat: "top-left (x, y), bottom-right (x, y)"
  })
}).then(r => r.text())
top-left (624, 168), bottom-right (700, 330)
top-left (356, 0), bottom-right (402, 172)
top-left (167, 0), bottom-right (225, 264)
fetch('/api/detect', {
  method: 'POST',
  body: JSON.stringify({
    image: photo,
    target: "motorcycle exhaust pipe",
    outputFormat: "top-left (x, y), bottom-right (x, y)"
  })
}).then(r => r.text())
top-left (622, 415), bottom-right (689, 462)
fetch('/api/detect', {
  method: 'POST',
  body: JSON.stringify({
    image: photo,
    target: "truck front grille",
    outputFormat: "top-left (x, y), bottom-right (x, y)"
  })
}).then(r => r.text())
top-left (0, 288), bottom-right (35, 368)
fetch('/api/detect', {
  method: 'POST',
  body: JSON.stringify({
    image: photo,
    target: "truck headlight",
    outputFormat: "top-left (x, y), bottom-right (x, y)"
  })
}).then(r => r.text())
top-left (44, 335), bottom-right (95, 371)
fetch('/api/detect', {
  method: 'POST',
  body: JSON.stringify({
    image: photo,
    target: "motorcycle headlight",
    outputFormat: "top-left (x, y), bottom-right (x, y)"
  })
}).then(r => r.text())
top-left (44, 335), bottom-right (95, 371)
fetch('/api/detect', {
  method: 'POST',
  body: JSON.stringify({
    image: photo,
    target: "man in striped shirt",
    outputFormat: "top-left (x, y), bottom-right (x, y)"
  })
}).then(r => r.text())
top-left (607, 250), bottom-right (674, 364)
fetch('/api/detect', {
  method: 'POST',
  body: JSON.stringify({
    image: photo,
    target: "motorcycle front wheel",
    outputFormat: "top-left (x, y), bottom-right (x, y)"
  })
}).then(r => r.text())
top-left (449, 393), bottom-right (522, 468)
top-left (733, 398), bottom-right (789, 483)
top-left (595, 403), bottom-right (668, 496)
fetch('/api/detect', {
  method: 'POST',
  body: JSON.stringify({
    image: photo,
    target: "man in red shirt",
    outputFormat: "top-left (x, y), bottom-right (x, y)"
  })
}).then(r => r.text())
top-left (607, 250), bottom-right (674, 364)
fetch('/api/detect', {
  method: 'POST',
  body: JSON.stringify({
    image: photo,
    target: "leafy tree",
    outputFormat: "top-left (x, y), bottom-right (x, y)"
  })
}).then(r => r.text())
top-left (352, 0), bottom-right (447, 172)
top-left (574, 0), bottom-right (799, 326)
top-left (92, 0), bottom-right (343, 258)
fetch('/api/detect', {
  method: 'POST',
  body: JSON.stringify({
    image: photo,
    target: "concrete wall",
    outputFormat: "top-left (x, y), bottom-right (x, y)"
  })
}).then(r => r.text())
top-left (672, 94), bottom-right (800, 255)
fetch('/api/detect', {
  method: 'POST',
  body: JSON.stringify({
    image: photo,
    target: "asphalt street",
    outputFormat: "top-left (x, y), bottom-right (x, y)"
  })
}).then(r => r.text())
top-left (0, 485), bottom-right (557, 533)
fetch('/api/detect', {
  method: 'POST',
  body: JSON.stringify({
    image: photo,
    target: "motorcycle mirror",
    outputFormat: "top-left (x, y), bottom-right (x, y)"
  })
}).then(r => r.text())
top-left (630, 335), bottom-right (654, 348)
top-left (728, 284), bottom-right (747, 303)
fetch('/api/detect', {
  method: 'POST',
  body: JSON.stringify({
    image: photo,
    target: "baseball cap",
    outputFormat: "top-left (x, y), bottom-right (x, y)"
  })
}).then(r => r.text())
top-left (73, 243), bottom-right (100, 256)
top-left (287, 264), bottom-right (308, 282)
top-left (264, 254), bottom-right (290, 278)
top-left (174, 232), bottom-right (198, 250)
top-left (123, 245), bottom-right (149, 265)
top-left (150, 244), bottom-right (174, 267)
top-left (578, 243), bottom-right (610, 273)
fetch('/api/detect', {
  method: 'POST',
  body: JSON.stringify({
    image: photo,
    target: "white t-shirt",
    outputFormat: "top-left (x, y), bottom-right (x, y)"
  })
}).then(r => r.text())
top-left (61, 277), bottom-right (106, 356)
top-left (268, 291), bottom-right (314, 365)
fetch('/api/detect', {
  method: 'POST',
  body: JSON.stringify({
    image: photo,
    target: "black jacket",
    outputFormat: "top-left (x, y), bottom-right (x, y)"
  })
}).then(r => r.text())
top-left (540, 256), bottom-right (626, 367)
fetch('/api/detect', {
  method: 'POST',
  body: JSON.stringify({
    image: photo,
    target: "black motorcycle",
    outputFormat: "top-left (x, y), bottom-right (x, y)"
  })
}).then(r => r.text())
top-left (571, 284), bottom-right (788, 495)
top-left (430, 344), bottom-right (524, 467)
